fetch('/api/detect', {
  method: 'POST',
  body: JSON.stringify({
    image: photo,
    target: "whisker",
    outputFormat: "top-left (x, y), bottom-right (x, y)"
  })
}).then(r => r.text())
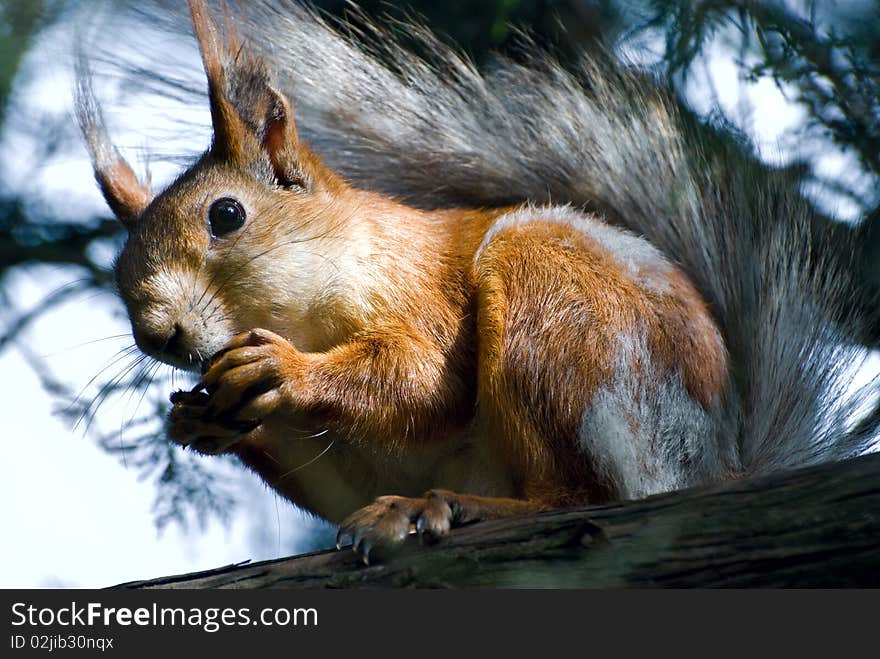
top-left (116, 359), bottom-right (167, 469)
top-left (195, 195), bottom-right (356, 318)
top-left (67, 344), bottom-right (142, 412)
top-left (33, 276), bottom-right (94, 302)
top-left (132, 361), bottom-right (167, 422)
top-left (280, 436), bottom-right (336, 479)
top-left (275, 494), bottom-right (282, 557)
top-left (88, 353), bottom-right (150, 419)
top-left (259, 425), bottom-right (332, 436)
top-left (191, 213), bottom-right (253, 311)
top-left (123, 355), bottom-right (165, 413)
top-left (197, 230), bottom-right (346, 324)
top-left (76, 352), bottom-right (151, 434)
top-left (40, 333), bottom-right (132, 358)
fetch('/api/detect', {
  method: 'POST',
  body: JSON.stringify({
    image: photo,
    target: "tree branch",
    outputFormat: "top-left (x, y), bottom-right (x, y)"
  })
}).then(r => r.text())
top-left (113, 452), bottom-right (880, 588)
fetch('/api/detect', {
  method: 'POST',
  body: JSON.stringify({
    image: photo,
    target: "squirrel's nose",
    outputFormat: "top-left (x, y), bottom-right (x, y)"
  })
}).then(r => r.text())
top-left (137, 323), bottom-right (184, 359)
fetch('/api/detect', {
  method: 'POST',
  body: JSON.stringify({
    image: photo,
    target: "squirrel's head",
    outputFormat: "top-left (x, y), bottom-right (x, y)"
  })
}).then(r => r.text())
top-left (78, 0), bottom-right (360, 371)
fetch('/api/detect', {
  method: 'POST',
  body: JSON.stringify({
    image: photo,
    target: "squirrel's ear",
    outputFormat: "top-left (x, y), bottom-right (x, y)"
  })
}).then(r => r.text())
top-left (256, 86), bottom-right (308, 190)
top-left (189, 0), bottom-right (308, 189)
top-left (75, 71), bottom-right (151, 229)
top-left (189, 0), bottom-right (247, 160)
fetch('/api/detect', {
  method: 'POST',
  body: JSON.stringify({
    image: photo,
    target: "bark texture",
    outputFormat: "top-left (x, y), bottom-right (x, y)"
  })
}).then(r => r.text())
top-left (114, 453), bottom-right (880, 588)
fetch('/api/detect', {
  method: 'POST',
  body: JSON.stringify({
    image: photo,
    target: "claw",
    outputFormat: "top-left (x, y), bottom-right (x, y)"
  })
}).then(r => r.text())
top-left (170, 388), bottom-right (209, 405)
top-left (351, 528), bottom-right (365, 553)
top-left (360, 540), bottom-right (373, 566)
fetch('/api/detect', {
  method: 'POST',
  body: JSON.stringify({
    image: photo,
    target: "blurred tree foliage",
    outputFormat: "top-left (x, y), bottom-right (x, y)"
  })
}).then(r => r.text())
top-left (0, 0), bottom-right (55, 124)
top-left (1, 0), bottom-right (879, 531)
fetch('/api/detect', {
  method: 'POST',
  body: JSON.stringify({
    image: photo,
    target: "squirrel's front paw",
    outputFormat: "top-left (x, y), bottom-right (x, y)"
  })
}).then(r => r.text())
top-left (336, 491), bottom-right (456, 565)
top-left (200, 328), bottom-right (306, 423)
top-left (166, 328), bottom-right (305, 455)
top-left (167, 389), bottom-right (258, 454)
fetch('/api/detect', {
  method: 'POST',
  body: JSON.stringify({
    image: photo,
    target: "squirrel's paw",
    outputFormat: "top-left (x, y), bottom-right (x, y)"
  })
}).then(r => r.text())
top-left (200, 328), bottom-right (305, 423)
top-left (167, 389), bottom-right (258, 454)
top-left (335, 490), bottom-right (455, 565)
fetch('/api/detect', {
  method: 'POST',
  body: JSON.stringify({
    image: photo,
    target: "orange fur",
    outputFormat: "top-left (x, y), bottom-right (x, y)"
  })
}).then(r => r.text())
top-left (98, 0), bottom-right (732, 557)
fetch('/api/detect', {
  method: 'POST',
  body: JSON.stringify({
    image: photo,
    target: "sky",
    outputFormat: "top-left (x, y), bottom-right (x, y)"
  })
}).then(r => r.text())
top-left (1, 2), bottom-right (877, 588)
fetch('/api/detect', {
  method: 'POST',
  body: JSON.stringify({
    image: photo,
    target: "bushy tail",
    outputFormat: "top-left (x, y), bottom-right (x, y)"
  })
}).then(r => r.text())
top-left (102, 0), bottom-right (878, 475)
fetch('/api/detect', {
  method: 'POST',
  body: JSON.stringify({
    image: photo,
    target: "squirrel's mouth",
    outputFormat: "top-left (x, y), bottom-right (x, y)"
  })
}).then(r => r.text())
top-left (138, 343), bottom-right (205, 374)
top-left (130, 316), bottom-right (233, 374)
top-left (132, 330), bottom-right (210, 374)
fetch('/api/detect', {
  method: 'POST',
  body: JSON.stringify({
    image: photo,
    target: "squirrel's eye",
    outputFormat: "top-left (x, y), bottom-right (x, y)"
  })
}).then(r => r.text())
top-left (208, 197), bottom-right (246, 237)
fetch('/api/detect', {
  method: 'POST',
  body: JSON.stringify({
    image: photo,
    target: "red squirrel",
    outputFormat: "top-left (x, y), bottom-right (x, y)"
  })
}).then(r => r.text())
top-left (77, 0), bottom-right (876, 563)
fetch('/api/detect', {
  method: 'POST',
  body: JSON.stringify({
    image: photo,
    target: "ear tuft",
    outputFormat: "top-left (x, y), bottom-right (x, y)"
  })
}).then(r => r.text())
top-left (75, 61), bottom-right (150, 228)
top-left (189, 0), bottom-right (246, 158)
top-left (188, 0), bottom-right (308, 187)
